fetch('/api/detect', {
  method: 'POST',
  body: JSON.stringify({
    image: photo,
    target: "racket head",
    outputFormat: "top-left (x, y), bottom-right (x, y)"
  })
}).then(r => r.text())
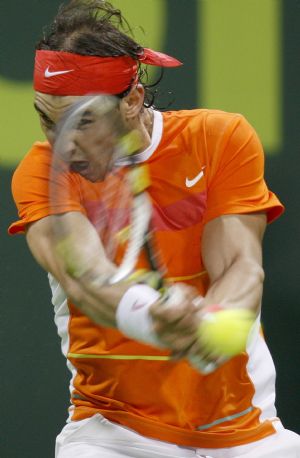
top-left (49, 94), bottom-right (154, 283)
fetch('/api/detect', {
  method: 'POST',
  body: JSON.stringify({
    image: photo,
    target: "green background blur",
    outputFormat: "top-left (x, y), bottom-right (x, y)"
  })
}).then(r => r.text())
top-left (1, 1), bottom-right (299, 456)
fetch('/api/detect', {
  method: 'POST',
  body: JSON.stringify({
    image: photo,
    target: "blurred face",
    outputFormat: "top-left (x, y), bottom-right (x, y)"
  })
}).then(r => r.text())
top-left (34, 92), bottom-right (81, 143)
top-left (34, 92), bottom-right (124, 182)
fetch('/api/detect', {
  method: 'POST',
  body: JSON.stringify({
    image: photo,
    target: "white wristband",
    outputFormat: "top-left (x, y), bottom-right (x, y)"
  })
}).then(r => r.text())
top-left (116, 284), bottom-right (165, 347)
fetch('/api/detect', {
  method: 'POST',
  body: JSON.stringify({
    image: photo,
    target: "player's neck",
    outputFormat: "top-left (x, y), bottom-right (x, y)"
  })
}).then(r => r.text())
top-left (138, 108), bottom-right (154, 151)
top-left (144, 107), bottom-right (154, 137)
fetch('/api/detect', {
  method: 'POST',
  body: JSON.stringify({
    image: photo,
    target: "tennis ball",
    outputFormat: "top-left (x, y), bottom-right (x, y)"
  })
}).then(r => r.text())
top-left (198, 308), bottom-right (256, 357)
top-left (55, 236), bottom-right (85, 278)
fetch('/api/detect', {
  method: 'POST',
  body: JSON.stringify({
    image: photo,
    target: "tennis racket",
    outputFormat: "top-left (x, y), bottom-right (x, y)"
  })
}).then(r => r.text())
top-left (50, 94), bottom-right (219, 373)
top-left (50, 94), bottom-right (164, 287)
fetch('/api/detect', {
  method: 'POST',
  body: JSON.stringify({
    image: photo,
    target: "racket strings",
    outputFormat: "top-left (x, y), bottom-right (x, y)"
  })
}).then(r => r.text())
top-left (92, 169), bottom-right (133, 262)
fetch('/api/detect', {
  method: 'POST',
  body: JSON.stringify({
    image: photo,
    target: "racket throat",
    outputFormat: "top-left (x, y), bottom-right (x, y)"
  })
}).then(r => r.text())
top-left (109, 193), bottom-right (152, 285)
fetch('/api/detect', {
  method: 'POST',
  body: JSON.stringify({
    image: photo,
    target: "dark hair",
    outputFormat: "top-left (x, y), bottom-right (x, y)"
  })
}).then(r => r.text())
top-left (36, 0), bottom-right (162, 107)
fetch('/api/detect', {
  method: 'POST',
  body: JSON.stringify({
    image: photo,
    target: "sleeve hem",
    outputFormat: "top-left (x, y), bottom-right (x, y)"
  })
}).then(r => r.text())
top-left (8, 206), bottom-right (85, 235)
top-left (203, 203), bottom-right (284, 226)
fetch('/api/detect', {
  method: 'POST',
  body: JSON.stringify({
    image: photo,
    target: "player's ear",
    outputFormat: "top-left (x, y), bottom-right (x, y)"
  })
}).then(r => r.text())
top-left (120, 85), bottom-right (145, 120)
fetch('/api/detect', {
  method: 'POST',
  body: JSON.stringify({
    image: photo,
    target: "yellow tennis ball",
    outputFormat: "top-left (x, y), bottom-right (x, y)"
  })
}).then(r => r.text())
top-left (198, 308), bottom-right (256, 357)
top-left (55, 236), bottom-right (85, 278)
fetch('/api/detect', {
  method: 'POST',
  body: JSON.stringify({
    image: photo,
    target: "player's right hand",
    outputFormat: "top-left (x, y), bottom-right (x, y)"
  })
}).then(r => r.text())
top-left (149, 283), bottom-right (204, 353)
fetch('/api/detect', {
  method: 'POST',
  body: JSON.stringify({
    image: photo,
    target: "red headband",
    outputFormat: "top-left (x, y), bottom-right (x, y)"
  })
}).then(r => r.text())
top-left (34, 48), bottom-right (182, 96)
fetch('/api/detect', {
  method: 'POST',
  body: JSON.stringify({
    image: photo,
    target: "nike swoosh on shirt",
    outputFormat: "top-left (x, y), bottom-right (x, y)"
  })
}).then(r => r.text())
top-left (44, 67), bottom-right (75, 78)
top-left (185, 167), bottom-right (205, 188)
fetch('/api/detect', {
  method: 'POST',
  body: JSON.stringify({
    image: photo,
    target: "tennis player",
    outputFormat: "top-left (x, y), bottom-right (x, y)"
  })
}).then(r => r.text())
top-left (9, 1), bottom-right (300, 457)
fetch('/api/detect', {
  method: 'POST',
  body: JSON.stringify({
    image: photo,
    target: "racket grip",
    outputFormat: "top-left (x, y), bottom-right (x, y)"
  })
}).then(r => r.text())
top-left (188, 355), bottom-right (228, 374)
top-left (188, 356), bottom-right (219, 374)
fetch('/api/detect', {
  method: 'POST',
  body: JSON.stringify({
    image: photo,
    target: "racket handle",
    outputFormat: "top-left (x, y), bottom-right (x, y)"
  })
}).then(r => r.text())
top-left (188, 356), bottom-right (219, 374)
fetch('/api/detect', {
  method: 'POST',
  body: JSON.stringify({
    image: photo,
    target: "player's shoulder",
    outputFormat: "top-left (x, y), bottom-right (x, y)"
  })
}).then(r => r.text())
top-left (19, 140), bottom-right (51, 162)
top-left (203, 109), bottom-right (252, 134)
top-left (12, 141), bottom-right (52, 186)
top-left (13, 141), bottom-right (52, 173)
top-left (163, 108), bottom-right (249, 133)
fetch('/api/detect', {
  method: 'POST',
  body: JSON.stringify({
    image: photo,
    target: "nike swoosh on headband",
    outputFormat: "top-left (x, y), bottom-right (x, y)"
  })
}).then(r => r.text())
top-left (45, 67), bottom-right (75, 78)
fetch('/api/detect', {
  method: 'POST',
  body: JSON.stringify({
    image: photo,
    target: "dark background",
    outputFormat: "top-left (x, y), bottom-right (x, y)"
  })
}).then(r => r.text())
top-left (1, 1), bottom-right (299, 457)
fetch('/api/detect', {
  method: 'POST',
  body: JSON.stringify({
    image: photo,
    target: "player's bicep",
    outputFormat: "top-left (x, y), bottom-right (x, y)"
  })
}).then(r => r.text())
top-left (26, 215), bottom-right (66, 279)
top-left (26, 212), bottom-right (115, 284)
top-left (202, 213), bottom-right (267, 283)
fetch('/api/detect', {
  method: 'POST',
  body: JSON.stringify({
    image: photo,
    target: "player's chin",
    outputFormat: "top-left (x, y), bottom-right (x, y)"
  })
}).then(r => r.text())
top-left (82, 172), bottom-right (104, 182)
top-left (79, 162), bottom-right (114, 182)
top-left (76, 167), bottom-right (105, 182)
top-left (93, 168), bottom-right (112, 182)
top-left (92, 164), bottom-right (115, 182)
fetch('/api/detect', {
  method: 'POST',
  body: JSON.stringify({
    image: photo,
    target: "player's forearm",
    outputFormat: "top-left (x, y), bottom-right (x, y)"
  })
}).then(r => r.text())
top-left (41, 242), bottom-right (131, 328)
top-left (26, 214), bottom-right (130, 327)
top-left (61, 275), bottom-right (130, 327)
top-left (203, 257), bottom-right (264, 315)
